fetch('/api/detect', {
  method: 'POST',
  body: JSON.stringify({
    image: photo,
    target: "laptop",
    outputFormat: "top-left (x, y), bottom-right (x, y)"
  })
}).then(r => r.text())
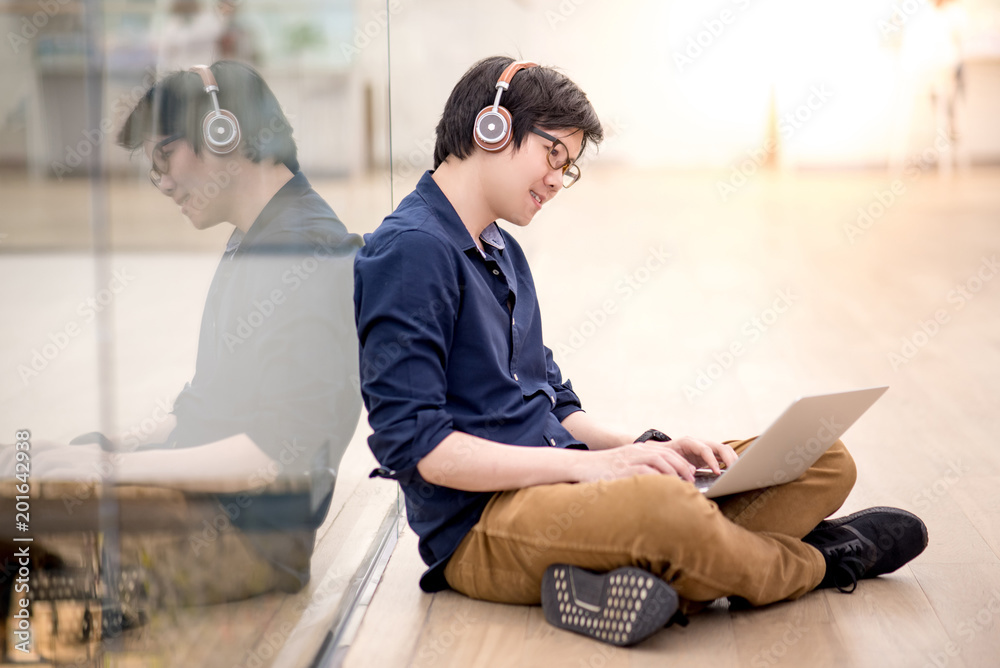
top-left (696, 386), bottom-right (888, 498)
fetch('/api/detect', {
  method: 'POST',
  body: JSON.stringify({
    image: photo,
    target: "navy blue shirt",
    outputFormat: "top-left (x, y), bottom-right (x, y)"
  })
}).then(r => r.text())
top-left (169, 172), bottom-right (363, 504)
top-left (355, 171), bottom-right (585, 591)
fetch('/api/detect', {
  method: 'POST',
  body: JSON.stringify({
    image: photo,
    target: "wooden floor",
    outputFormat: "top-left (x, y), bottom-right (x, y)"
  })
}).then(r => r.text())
top-left (343, 165), bottom-right (1000, 668)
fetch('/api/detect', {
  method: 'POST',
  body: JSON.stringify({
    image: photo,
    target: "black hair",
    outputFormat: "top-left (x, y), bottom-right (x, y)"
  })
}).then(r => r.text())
top-left (433, 56), bottom-right (604, 169)
top-left (118, 60), bottom-right (299, 173)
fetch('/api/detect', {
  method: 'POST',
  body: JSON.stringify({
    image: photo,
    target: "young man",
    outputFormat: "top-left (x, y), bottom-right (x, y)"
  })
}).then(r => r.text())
top-left (354, 56), bottom-right (928, 646)
top-left (1, 61), bottom-right (362, 604)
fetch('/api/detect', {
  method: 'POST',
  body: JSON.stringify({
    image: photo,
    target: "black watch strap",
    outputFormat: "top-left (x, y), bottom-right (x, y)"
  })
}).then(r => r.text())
top-left (634, 429), bottom-right (671, 443)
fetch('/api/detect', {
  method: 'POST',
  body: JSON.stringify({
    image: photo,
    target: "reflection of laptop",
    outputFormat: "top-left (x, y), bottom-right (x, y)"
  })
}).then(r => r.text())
top-left (697, 386), bottom-right (888, 499)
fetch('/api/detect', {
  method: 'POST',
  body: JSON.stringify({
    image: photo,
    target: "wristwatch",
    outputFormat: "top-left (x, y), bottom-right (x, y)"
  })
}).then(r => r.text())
top-left (634, 429), bottom-right (671, 444)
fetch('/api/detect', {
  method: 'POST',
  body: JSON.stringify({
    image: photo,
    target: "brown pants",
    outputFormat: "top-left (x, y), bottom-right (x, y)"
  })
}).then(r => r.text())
top-left (444, 438), bottom-right (856, 608)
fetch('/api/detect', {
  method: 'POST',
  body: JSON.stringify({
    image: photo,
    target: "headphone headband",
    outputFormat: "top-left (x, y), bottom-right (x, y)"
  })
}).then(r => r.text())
top-left (496, 60), bottom-right (538, 90)
top-left (474, 60), bottom-right (539, 152)
top-left (190, 64), bottom-right (220, 93)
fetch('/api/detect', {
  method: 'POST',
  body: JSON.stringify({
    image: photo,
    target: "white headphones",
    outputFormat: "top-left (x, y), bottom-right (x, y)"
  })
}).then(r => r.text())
top-left (190, 64), bottom-right (241, 155)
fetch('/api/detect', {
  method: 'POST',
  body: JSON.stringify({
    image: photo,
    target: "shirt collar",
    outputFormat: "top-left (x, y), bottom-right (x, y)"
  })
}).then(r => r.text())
top-left (235, 171), bottom-right (312, 254)
top-left (416, 171), bottom-right (505, 257)
top-left (480, 222), bottom-right (505, 253)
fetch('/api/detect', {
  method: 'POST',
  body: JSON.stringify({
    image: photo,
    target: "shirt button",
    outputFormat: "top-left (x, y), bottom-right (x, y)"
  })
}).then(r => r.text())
top-left (492, 269), bottom-right (500, 276)
top-left (549, 438), bottom-right (556, 446)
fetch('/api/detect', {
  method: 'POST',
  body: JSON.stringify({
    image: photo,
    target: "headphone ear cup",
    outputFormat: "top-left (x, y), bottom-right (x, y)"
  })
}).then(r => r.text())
top-left (202, 109), bottom-right (241, 155)
top-left (473, 105), bottom-right (514, 152)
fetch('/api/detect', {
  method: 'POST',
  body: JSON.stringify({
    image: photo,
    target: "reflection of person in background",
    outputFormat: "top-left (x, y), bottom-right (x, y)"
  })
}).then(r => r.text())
top-left (1, 61), bottom-right (361, 605)
top-left (158, 1), bottom-right (261, 73)
top-left (890, 0), bottom-right (970, 175)
top-left (355, 56), bottom-right (928, 647)
top-left (217, 0), bottom-right (261, 66)
top-left (157, 0), bottom-right (224, 73)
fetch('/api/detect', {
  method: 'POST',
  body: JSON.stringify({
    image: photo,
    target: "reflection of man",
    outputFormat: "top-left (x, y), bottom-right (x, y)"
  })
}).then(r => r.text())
top-left (355, 56), bottom-right (928, 647)
top-left (2, 61), bottom-right (361, 604)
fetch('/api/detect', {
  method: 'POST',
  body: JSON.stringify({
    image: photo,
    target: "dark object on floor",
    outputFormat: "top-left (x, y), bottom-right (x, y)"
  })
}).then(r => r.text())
top-left (541, 564), bottom-right (683, 646)
top-left (804, 506), bottom-right (928, 593)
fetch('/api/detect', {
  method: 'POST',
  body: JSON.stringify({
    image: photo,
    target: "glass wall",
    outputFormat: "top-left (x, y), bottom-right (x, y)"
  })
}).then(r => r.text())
top-left (3, 0), bottom-right (1000, 665)
top-left (1, 0), bottom-right (394, 665)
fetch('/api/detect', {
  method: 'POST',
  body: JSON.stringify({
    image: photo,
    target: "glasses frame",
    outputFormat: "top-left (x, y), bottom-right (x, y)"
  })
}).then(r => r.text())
top-left (529, 127), bottom-right (582, 188)
top-left (148, 134), bottom-right (184, 187)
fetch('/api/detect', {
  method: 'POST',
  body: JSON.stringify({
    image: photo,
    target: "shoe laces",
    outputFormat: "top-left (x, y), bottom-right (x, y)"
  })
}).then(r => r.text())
top-left (826, 526), bottom-right (875, 593)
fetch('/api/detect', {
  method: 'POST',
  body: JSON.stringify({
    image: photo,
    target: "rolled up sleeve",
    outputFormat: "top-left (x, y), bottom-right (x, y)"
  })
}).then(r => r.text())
top-left (355, 230), bottom-right (461, 483)
top-left (544, 345), bottom-right (583, 422)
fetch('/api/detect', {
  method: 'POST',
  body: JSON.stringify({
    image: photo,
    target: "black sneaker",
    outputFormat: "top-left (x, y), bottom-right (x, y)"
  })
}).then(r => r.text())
top-left (803, 506), bottom-right (928, 593)
top-left (541, 564), bottom-right (681, 646)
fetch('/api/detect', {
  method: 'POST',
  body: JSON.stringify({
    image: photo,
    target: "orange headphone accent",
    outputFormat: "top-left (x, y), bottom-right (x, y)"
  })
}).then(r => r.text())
top-left (190, 64), bottom-right (241, 155)
top-left (472, 60), bottom-right (538, 153)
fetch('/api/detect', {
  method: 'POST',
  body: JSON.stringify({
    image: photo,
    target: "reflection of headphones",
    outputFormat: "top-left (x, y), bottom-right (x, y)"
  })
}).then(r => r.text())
top-left (473, 60), bottom-right (538, 153)
top-left (190, 64), bottom-right (241, 155)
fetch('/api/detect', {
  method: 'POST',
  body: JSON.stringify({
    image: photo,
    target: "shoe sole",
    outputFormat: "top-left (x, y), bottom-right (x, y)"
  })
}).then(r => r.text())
top-left (541, 564), bottom-right (678, 646)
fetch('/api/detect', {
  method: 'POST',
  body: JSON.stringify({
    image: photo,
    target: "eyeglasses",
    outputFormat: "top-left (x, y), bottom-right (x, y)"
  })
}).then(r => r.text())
top-left (148, 134), bottom-right (183, 187)
top-left (530, 127), bottom-right (582, 188)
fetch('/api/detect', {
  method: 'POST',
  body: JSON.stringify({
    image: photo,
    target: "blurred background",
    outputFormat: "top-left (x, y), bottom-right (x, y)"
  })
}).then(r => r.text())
top-left (2, 0), bottom-right (1000, 666)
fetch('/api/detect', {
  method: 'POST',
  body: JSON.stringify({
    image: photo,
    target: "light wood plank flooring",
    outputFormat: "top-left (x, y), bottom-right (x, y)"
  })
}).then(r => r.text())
top-left (343, 165), bottom-right (1000, 668)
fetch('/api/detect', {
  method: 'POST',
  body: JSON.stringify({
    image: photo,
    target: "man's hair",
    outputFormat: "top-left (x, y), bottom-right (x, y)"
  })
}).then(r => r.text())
top-left (433, 56), bottom-right (604, 169)
top-left (118, 60), bottom-right (299, 173)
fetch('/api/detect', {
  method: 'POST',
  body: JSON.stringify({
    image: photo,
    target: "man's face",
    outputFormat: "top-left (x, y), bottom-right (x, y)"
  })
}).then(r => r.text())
top-left (482, 126), bottom-right (583, 228)
top-left (144, 136), bottom-right (237, 230)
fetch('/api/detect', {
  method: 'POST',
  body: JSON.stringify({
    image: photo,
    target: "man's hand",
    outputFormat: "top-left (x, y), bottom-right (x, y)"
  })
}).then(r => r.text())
top-left (570, 441), bottom-right (699, 483)
top-left (661, 435), bottom-right (738, 475)
top-left (568, 436), bottom-right (738, 484)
